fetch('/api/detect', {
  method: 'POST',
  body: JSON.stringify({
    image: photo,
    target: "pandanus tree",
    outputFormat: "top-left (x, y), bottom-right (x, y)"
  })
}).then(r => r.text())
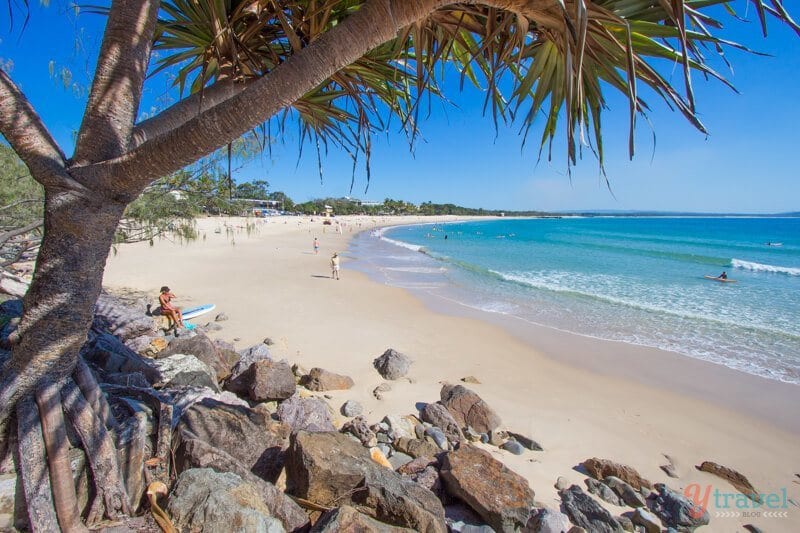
top-left (0, 0), bottom-right (797, 529)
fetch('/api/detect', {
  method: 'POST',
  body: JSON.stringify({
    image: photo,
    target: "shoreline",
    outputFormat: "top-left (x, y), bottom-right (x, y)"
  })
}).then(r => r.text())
top-left (103, 215), bottom-right (800, 531)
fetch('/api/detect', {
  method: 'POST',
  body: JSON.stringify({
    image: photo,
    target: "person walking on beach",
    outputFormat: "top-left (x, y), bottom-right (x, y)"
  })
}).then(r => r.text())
top-left (313, 237), bottom-right (320, 254)
top-left (331, 252), bottom-right (340, 280)
top-left (159, 286), bottom-right (184, 328)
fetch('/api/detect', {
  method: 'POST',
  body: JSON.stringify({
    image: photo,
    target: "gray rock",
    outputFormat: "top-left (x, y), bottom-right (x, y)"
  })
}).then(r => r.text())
top-left (167, 468), bottom-right (285, 533)
top-left (500, 440), bottom-right (525, 456)
top-left (604, 476), bottom-right (646, 508)
top-left (85, 331), bottom-right (161, 384)
top-left (395, 437), bottom-right (440, 459)
top-left (506, 431), bottom-right (543, 451)
top-left (585, 478), bottom-right (625, 506)
top-left (231, 343), bottom-right (273, 379)
top-left (632, 508), bottom-right (661, 533)
top-left (301, 368), bottom-right (355, 391)
top-left (560, 485), bottom-right (624, 533)
top-left (555, 476), bottom-right (571, 491)
top-left (276, 394), bottom-right (336, 433)
top-left (263, 337), bottom-right (275, 346)
top-left (94, 293), bottom-right (156, 341)
top-left (0, 474), bottom-right (16, 530)
top-left (373, 382), bottom-right (392, 400)
top-left (164, 386), bottom-right (249, 424)
top-left (649, 483), bottom-right (710, 532)
top-left (378, 444), bottom-right (392, 458)
top-left (389, 452), bottom-right (414, 470)
top-left (215, 312), bottom-right (229, 322)
top-left (312, 505), bottom-right (414, 532)
top-left (464, 427), bottom-right (482, 442)
top-left (616, 515), bottom-right (634, 532)
top-left (225, 360), bottom-right (296, 402)
top-left (440, 384), bottom-right (501, 434)
top-left (153, 353), bottom-right (219, 391)
top-left (425, 427), bottom-right (448, 450)
top-left (341, 400), bottom-right (363, 417)
top-left (373, 349), bottom-right (412, 380)
top-left (420, 402), bottom-right (463, 442)
top-left (341, 416), bottom-right (377, 447)
top-left (159, 332), bottom-right (232, 382)
top-left (488, 429), bottom-right (506, 446)
top-left (285, 431), bottom-right (446, 532)
top-left (527, 507), bottom-right (571, 533)
top-left (383, 415), bottom-right (417, 440)
top-left (415, 424), bottom-right (426, 439)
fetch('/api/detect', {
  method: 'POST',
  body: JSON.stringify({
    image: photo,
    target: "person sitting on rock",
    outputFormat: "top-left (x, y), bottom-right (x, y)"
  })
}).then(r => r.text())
top-left (158, 286), bottom-right (184, 328)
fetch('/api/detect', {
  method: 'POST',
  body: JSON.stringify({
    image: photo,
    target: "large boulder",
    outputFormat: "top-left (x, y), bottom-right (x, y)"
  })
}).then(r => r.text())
top-left (159, 332), bottom-right (232, 382)
top-left (167, 469), bottom-right (285, 533)
top-left (225, 360), bottom-right (296, 402)
top-left (603, 476), bottom-right (646, 508)
top-left (285, 431), bottom-right (446, 533)
top-left (175, 399), bottom-right (289, 483)
top-left (559, 485), bottom-right (624, 533)
top-left (420, 402), bottom-right (463, 442)
top-left (581, 457), bottom-right (651, 490)
top-left (439, 385), bottom-right (501, 434)
top-left (373, 349), bottom-right (412, 380)
top-left (94, 293), bottom-right (156, 341)
top-left (152, 353), bottom-right (219, 392)
top-left (162, 386), bottom-right (249, 424)
top-left (276, 394), bottom-right (336, 433)
top-left (585, 478), bottom-right (624, 507)
top-left (527, 507), bottom-right (571, 533)
top-left (439, 444), bottom-right (534, 532)
top-left (311, 505), bottom-right (415, 532)
top-left (649, 483), bottom-right (710, 532)
top-left (231, 343), bottom-right (273, 379)
top-left (301, 368), bottom-right (355, 391)
top-left (84, 332), bottom-right (161, 384)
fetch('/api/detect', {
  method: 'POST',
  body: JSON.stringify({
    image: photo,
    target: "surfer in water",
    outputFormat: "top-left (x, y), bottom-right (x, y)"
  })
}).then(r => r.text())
top-left (718, 271), bottom-right (728, 280)
top-left (159, 286), bottom-right (185, 328)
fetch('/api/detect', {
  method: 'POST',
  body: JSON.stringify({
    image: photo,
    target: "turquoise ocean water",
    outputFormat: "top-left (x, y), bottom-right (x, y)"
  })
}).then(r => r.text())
top-left (348, 217), bottom-right (800, 384)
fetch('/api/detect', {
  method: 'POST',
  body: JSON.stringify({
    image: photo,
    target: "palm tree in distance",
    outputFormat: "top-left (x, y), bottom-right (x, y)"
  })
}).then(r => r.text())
top-left (0, 0), bottom-right (797, 529)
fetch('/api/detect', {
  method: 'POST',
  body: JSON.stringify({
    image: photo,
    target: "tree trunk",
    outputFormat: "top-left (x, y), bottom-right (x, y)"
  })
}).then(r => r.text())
top-left (0, 190), bottom-right (125, 424)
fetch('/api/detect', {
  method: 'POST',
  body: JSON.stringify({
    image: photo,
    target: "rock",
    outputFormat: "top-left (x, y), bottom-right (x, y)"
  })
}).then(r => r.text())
top-left (506, 431), bottom-right (543, 451)
top-left (501, 440), bottom-right (525, 456)
top-left (231, 343), bottom-right (273, 379)
top-left (276, 394), bottom-right (336, 433)
top-left (174, 399), bottom-right (289, 483)
top-left (389, 452), bottom-right (414, 470)
top-left (440, 444), bottom-right (534, 532)
top-left (378, 444), bottom-right (392, 458)
top-left (397, 456), bottom-right (437, 476)
top-left (560, 485), bottom-right (624, 533)
top-left (341, 416), bottom-right (377, 447)
top-left (373, 349), bottom-right (412, 380)
top-left (94, 293), bottom-right (156, 341)
top-left (301, 367), bottom-right (355, 391)
top-left (425, 427), bottom-right (449, 450)
top-left (341, 400), bottom-right (363, 417)
top-left (395, 437), bottom-right (440, 459)
top-left (312, 505), bottom-right (415, 532)
top-left (487, 429), bottom-right (505, 446)
top-left (263, 337), bottom-right (275, 346)
top-left (86, 332), bottom-right (161, 384)
top-left (440, 384), bottom-right (501, 434)
top-left (616, 515), bottom-right (634, 532)
top-left (167, 468), bottom-right (285, 533)
top-left (285, 431), bottom-right (446, 532)
top-left (370, 447), bottom-right (393, 468)
top-left (696, 461), bottom-right (761, 503)
top-left (159, 332), bottom-right (231, 382)
top-left (373, 382), bottom-right (392, 400)
top-left (743, 525), bottom-right (764, 533)
top-left (203, 322), bottom-right (224, 331)
top-left (291, 363), bottom-right (308, 379)
top-left (215, 312), bottom-right (229, 322)
top-left (527, 507), bottom-right (571, 533)
top-left (604, 476), bottom-right (646, 508)
top-left (225, 360), bottom-right (296, 402)
top-left (585, 478), bottom-right (624, 506)
top-left (555, 476), bottom-right (571, 491)
top-left (163, 386), bottom-right (249, 423)
top-left (631, 508), bottom-right (661, 533)
top-left (463, 427), bottom-right (482, 442)
top-left (383, 415), bottom-right (417, 440)
top-left (0, 474), bottom-right (16, 529)
top-left (649, 483), bottom-right (709, 532)
top-left (460, 376), bottom-right (481, 384)
top-left (410, 466), bottom-right (443, 498)
top-left (661, 454), bottom-right (680, 479)
top-left (153, 353), bottom-right (219, 391)
top-left (581, 457), bottom-right (651, 490)
top-left (140, 336), bottom-right (169, 357)
top-left (420, 402), bottom-right (463, 442)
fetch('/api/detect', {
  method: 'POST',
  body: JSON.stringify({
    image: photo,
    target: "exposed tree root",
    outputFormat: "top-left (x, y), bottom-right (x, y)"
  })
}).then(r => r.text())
top-left (73, 359), bottom-right (119, 432)
top-left (16, 395), bottom-right (59, 532)
top-left (61, 378), bottom-right (131, 525)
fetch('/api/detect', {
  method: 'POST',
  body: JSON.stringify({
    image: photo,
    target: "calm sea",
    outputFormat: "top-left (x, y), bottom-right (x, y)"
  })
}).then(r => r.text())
top-left (348, 217), bottom-right (800, 384)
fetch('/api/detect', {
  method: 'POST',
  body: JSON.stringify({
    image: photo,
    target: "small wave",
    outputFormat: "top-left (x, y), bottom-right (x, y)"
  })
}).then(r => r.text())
top-left (385, 266), bottom-right (447, 274)
top-left (732, 258), bottom-right (800, 276)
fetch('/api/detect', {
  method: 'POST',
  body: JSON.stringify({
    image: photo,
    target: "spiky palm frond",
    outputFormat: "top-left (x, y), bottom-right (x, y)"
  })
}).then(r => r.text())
top-left (150, 0), bottom-right (798, 185)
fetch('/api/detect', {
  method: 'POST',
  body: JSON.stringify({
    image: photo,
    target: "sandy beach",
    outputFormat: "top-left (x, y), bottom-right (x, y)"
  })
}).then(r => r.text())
top-left (103, 215), bottom-right (800, 532)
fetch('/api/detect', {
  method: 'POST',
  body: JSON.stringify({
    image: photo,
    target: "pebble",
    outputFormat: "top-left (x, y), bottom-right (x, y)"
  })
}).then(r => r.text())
top-left (555, 476), bottom-right (570, 491)
top-left (341, 400), bottom-right (363, 417)
top-left (500, 440), bottom-right (525, 455)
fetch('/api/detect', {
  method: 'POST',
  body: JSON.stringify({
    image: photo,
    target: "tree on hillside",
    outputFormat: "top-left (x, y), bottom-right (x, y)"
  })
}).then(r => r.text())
top-left (0, 0), bottom-right (797, 529)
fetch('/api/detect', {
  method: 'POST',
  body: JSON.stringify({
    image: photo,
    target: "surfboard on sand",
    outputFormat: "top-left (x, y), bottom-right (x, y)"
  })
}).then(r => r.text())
top-left (704, 275), bottom-right (737, 283)
top-left (182, 304), bottom-right (216, 321)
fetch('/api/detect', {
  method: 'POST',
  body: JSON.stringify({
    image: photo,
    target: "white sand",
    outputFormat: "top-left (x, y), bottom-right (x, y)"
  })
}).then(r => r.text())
top-left (104, 215), bottom-right (800, 531)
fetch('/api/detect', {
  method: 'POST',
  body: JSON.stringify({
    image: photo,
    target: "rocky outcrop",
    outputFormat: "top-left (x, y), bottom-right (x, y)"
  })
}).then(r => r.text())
top-left (560, 485), bottom-right (624, 533)
top-left (696, 461), bottom-right (761, 502)
top-left (649, 483), bottom-right (710, 532)
top-left (301, 368), bottom-right (355, 391)
top-left (581, 457), bottom-right (651, 490)
top-left (440, 444), bottom-right (534, 532)
top-left (311, 505), bottom-right (415, 532)
top-left (167, 469), bottom-right (285, 533)
top-left (159, 332), bottom-right (233, 382)
top-left (152, 353), bottom-right (219, 391)
top-left (175, 399), bottom-right (289, 483)
top-left (225, 360), bottom-right (296, 402)
top-left (420, 402), bottom-right (463, 442)
top-left (439, 384), bottom-right (501, 434)
top-left (277, 394), bottom-right (336, 433)
top-left (373, 349), bottom-right (412, 380)
top-left (285, 431), bottom-right (446, 532)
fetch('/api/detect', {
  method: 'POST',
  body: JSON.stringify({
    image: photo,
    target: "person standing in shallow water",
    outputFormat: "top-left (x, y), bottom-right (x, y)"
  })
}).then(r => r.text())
top-left (331, 252), bottom-right (340, 280)
top-left (313, 237), bottom-right (320, 254)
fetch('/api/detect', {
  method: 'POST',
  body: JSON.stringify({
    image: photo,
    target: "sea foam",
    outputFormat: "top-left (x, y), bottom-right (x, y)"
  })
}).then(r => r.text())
top-left (732, 258), bottom-right (800, 276)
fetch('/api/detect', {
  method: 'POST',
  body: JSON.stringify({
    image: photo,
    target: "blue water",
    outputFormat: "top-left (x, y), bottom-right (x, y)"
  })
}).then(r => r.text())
top-left (349, 217), bottom-right (800, 384)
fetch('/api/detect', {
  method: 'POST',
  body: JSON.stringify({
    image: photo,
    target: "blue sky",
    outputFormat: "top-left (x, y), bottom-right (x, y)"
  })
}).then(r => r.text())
top-left (1, 2), bottom-right (799, 213)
